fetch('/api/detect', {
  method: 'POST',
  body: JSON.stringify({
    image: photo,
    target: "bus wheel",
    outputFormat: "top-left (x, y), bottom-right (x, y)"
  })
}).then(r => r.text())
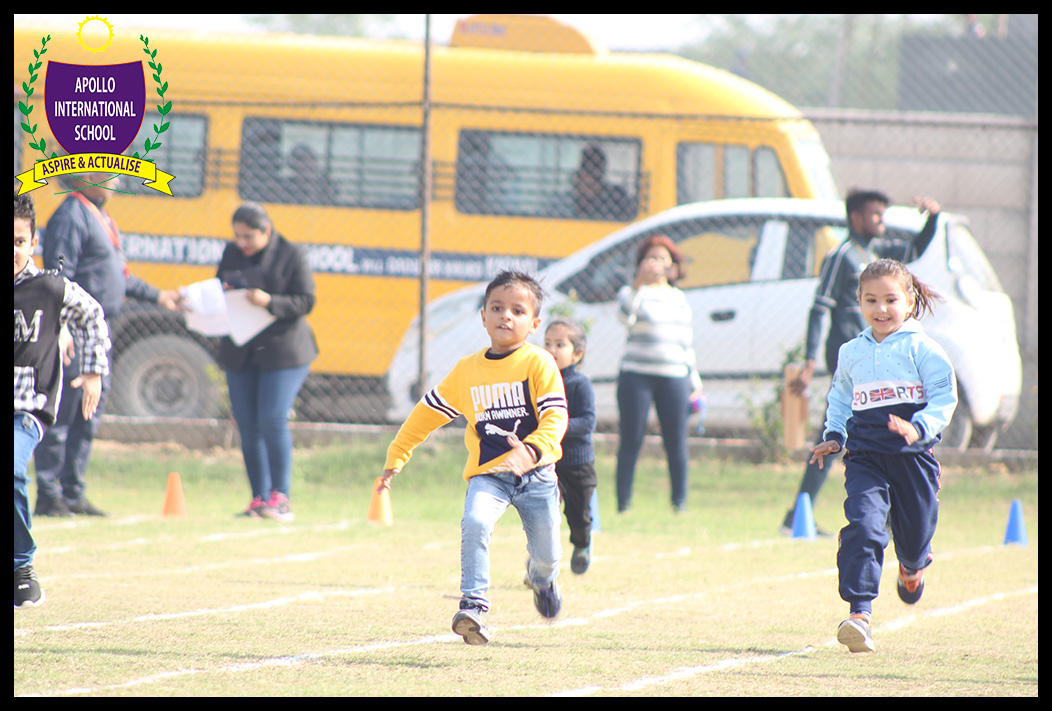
top-left (110, 334), bottom-right (220, 418)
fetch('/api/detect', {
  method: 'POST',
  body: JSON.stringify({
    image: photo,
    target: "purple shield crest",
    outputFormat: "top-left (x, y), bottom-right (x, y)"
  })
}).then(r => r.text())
top-left (45, 61), bottom-right (146, 155)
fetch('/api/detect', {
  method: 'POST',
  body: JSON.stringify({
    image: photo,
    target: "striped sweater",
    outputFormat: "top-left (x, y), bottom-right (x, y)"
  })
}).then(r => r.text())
top-left (385, 343), bottom-right (568, 481)
top-left (617, 284), bottom-right (702, 390)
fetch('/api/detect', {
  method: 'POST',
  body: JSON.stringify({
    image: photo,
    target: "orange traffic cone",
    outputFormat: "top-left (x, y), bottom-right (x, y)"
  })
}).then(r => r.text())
top-left (162, 472), bottom-right (187, 517)
top-left (367, 477), bottom-right (392, 525)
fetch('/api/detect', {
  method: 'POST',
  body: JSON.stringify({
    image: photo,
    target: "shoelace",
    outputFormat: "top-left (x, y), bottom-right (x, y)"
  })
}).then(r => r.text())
top-left (15, 567), bottom-right (38, 584)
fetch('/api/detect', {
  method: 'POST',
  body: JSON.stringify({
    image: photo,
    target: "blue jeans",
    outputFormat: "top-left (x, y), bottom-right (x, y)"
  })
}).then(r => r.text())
top-left (15, 413), bottom-right (42, 571)
top-left (460, 466), bottom-right (562, 613)
top-left (225, 364), bottom-right (310, 499)
top-left (616, 370), bottom-right (691, 510)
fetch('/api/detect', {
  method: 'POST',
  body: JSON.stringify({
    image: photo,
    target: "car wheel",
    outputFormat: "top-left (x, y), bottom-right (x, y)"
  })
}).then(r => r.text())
top-left (940, 398), bottom-right (973, 452)
top-left (969, 423), bottom-right (999, 452)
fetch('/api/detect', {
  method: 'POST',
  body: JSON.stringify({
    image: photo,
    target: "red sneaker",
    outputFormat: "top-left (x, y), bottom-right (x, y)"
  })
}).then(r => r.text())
top-left (237, 496), bottom-right (269, 518)
top-left (263, 491), bottom-right (294, 522)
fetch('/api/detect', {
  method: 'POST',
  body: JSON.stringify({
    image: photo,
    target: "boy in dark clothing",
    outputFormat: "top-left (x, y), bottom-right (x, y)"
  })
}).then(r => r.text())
top-left (14, 193), bottom-right (110, 608)
top-left (544, 318), bottom-right (598, 574)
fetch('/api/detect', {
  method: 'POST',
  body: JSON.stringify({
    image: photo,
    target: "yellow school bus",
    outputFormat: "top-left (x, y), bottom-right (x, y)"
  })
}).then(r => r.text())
top-left (14, 15), bottom-right (839, 421)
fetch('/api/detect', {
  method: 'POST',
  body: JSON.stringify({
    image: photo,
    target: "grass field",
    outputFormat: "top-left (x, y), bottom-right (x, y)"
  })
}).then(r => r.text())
top-left (14, 437), bottom-right (1038, 697)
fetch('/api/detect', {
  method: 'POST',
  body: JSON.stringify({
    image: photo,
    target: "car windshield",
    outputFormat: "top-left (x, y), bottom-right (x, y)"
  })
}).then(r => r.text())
top-left (947, 221), bottom-right (1005, 293)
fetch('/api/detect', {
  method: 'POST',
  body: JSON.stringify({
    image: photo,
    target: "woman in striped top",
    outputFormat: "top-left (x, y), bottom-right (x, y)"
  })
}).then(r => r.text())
top-left (615, 235), bottom-right (702, 513)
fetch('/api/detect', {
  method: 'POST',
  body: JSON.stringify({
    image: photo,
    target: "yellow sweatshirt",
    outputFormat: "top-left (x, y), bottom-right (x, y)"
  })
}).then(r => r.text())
top-left (385, 343), bottom-right (568, 481)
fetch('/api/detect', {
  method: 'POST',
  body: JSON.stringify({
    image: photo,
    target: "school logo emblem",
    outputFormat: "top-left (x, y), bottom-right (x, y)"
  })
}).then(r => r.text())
top-left (44, 61), bottom-right (145, 156)
top-left (16, 17), bottom-right (175, 196)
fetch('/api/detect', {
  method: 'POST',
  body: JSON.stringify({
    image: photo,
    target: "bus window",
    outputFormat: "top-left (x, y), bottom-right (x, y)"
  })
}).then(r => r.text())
top-left (677, 142), bottom-right (789, 203)
top-left (123, 115), bottom-right (208, 197)
top-left (455, 130), bottom-right (639, 221)
top-left (755, 146), bottom-right (789, 198)
top-left (796, 139), bottom-right (840, 200)
top-left (239, 118), bottom-right (421, 209)
top-left (676, 143), bottom-right (716, 204)
top-left (724, 145), bottom-right (751, 199)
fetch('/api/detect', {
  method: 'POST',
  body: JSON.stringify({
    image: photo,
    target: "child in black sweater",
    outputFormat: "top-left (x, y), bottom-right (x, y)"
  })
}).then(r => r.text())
top-left (544, 319), bottom-right (597, 574)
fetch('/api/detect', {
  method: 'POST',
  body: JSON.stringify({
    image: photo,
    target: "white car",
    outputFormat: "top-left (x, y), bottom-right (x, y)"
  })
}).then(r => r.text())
top-left (387, 199), bottom-right (1021, 450)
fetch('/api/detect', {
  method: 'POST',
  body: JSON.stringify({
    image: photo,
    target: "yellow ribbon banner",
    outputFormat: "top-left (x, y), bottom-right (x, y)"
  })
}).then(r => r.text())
top-left (16, 153), bottom-right (175, 196)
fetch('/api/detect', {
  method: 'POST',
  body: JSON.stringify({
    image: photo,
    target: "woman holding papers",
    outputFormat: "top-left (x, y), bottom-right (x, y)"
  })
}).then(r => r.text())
top-left (218, 202), bottom-right (318, 521)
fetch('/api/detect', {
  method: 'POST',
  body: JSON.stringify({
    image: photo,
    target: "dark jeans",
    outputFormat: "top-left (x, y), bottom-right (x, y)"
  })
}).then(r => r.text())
top-left (556, 460), bottom-right (597, 549)
top-left (226, 363), bottom-right (310, 499)
top-left (616, 370), bottom-right (691, 510)
top-left (34, 325), bottom-right (112, 505)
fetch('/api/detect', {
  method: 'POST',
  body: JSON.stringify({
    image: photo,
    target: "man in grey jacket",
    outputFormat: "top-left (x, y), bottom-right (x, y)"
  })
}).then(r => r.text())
top-left (34, 172), bottom-right (182, 516)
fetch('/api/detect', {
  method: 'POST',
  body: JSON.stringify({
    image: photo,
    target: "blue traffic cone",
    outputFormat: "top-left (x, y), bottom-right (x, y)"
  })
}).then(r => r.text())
top-left (1003, 499), bottom-right (1028, 546)
top-left (590, 489), bottom-right (601, 533)
top-left (792, 492), bottom-right (816, 540)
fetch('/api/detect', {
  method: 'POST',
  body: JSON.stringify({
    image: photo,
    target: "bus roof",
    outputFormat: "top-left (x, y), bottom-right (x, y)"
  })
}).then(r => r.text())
top-left (14, 20), bottom-right (802, 120)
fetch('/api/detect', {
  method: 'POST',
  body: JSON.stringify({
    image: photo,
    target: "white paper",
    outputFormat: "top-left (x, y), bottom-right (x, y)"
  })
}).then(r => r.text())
top-left (181, 278), bottom-right (226, 314)
top-left (181, 279), bottom-right (229, 337)
top-left (181, 279), bottom-right (276, 346)
top-left (224, 289), bottom-right (277, 346)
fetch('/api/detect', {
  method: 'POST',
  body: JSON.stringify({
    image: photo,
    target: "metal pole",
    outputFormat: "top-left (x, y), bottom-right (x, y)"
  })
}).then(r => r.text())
top-left (416, 15), bottom-right (433, 400)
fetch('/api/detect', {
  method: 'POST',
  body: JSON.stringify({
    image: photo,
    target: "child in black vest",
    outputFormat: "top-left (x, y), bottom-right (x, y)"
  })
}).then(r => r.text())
top-left (14, 192), bottom-right (110, 608)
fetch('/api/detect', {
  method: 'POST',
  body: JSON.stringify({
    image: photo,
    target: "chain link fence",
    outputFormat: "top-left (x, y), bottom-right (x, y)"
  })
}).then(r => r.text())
top-left (14, 14), bottom-right (1038, 450)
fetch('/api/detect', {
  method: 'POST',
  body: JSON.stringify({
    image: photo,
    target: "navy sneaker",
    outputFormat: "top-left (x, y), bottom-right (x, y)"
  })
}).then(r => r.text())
top-left (532, 579), bottom-right (562, 619)
top-left (897, 563), bottom-right (925, 604)
top-left (451, 606), bottom-right (490, 645)
top-left (570, 544), bottom-right (591, 575)
top-left (14, 566), bottom-right (45, 609)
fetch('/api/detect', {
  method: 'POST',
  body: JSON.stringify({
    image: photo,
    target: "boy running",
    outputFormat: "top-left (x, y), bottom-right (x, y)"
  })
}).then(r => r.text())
top-left (379, 271), bottom-right (568, 645)
top-left (15, 192), bottom-right (110, 608)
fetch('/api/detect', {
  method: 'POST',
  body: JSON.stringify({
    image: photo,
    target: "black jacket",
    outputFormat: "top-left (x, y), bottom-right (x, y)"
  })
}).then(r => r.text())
top-left (215, 232), bottom-right (319, 371)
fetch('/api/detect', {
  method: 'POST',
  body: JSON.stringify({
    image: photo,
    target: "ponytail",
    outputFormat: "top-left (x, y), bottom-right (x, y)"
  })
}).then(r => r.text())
top-left (858, 258), bottom-right (943, 319)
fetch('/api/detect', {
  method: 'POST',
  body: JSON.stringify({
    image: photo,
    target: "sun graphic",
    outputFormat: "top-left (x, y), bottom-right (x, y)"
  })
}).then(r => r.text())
top-left (77, 15), bottom-right (115, 53)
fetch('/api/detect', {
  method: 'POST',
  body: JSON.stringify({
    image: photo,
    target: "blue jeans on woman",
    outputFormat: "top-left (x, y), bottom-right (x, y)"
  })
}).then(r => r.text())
top-left (459, 466), bottom-right (562, 613)
top-left (15, 413), bottom-right (42, 571)
top-left (225, 364), bottom-right (310, 500)
top-left (616, 370), bottom-right (691, 511)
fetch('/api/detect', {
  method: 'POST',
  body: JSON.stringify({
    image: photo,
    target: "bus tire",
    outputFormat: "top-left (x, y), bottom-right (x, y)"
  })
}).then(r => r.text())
top-left (110, 334), bottom-right (221, 419)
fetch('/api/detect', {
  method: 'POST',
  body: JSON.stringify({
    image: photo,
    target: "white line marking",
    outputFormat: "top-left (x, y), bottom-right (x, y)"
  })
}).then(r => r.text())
top-left (38, 520), bottom-right (353, 555)
top-left (550, 585), bottom-right (1039, 696)
top-left (14, 588), bottom-right (396, 637)
top-left (42, 546), bottom-right (361, 581)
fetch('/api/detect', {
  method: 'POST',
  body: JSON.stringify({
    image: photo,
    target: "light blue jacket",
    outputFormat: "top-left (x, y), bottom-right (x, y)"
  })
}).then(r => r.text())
top-left (824, 318), bottom-right (958, 454)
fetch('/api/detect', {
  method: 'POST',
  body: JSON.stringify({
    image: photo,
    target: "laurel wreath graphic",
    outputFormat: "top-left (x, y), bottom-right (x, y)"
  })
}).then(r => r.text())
top-left (18, 34), bottom-right (55, 162)
top-left (137, 34), bottom-right (173, 163)
top-left (18, 33), bottom-right (174, 165)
